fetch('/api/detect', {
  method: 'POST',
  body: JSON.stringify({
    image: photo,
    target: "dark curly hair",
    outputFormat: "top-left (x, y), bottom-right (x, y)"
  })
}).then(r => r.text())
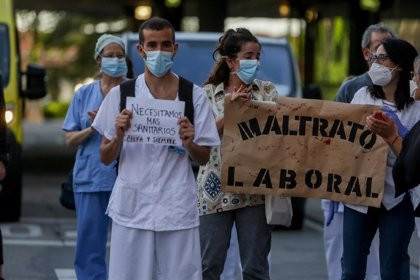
top-left (205, 28), bottom-right (260, 86)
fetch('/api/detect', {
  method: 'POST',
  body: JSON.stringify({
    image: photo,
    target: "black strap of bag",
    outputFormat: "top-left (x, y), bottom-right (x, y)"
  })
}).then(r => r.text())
top-left (177, 76), bottom-right (194, 125)
top-left (119, 79), bottom-right (136, 112)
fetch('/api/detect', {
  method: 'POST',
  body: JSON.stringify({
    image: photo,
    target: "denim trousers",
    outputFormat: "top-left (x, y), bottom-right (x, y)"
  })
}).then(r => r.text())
top-left (341, 195), bottom-right (414, 280)
top-left (200, 204), bottom-right (271, 280)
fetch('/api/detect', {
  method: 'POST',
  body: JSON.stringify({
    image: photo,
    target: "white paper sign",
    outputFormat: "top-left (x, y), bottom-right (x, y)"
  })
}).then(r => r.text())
top-left (125, 97), bottom-right (185, 146)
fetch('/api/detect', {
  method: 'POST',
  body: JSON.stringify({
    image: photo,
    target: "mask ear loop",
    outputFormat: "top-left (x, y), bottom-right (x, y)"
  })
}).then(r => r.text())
top-left (390, 65), bottom-right (401, 73)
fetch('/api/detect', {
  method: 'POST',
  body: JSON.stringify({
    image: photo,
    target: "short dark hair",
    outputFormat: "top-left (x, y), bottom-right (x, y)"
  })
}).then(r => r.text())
top-left (361, 23), bottom-right (396, 49)
top-left (138, 17), bottom-right (175, 45)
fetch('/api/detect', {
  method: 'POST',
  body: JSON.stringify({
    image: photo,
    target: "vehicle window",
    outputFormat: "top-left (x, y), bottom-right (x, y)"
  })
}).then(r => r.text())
top-left (128, 38), bottom-right (294, 96)
top-left (173, 41), bottom-right (215, 87)
top-left (259, 44), bottom-right (294, 97)
top-left (0, 24), bottom-right (10, 87)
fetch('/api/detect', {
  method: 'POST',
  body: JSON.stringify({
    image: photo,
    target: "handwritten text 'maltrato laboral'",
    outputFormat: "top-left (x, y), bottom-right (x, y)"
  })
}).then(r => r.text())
top-left (237, 115), bottom-right (377, 149)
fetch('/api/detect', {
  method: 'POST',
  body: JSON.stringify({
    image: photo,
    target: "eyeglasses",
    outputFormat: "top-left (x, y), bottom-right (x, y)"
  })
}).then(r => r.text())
top-left (370, 54), bottom-right (390, 64)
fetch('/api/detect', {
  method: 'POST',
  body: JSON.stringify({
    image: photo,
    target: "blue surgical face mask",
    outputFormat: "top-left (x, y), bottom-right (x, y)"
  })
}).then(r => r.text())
top-left (101, 57), bottom-right (127, 77)
top-left (234, 59), bottom-right (259, 85)
top-left (144, 50), bottom-right (174, 78)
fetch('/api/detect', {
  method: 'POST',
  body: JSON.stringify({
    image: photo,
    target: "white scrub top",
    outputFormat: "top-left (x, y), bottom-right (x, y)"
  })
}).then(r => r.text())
top-left (92, 74), bottom-right (220, 231)
top-left (346, 86), bottom-right (420, 213)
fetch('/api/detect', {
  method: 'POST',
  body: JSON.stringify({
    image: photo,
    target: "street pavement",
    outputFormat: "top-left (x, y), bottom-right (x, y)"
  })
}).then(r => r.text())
top-left (0, 119), bottom-right (417, 279)
top-left (4, 174), bottom-right (419, 280)
top-left (3, 171), bottom-right (327, 280)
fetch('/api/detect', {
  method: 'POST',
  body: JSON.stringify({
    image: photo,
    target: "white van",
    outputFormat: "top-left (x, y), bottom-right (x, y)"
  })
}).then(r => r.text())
top-left (0, 0), bottom-right (46, 221)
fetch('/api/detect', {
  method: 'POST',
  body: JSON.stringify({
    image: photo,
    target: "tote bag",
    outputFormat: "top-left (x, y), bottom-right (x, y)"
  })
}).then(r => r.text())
top-left (265, 195), bottom-right (293, 227)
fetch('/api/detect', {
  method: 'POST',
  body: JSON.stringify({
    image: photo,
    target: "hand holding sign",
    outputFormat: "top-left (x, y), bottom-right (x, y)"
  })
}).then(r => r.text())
top-left (230, 84), bottom-right (252, 101)
top-left (366, 110), bottom-right (398, 141)
top-left (178, 116), bottom-right (195, 149)
top-left (381, 107), bottom-right (409, 137)
top-left (115, 109), bottom-right (133, 140)
top-left (372, 111), bottom-right (385, 121)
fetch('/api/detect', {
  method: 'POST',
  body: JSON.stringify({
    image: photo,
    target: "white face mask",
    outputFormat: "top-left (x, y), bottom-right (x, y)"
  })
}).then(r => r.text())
top-left (410, 80), bottom-right (418, 98)
top-left (368, 62), bottom-right (397, 86)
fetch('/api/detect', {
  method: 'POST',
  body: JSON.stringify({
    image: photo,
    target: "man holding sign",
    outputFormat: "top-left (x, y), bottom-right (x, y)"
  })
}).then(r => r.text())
top-left (92, 17), bottom-right (219, 280)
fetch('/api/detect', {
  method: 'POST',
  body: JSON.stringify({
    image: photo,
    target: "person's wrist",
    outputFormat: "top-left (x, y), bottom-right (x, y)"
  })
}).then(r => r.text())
top-left (384, 134), bottom-right (399, 146)
top-left (114, 133), bottom-right (124, 144)
top-left (184, 140), bottom-right (193, 151)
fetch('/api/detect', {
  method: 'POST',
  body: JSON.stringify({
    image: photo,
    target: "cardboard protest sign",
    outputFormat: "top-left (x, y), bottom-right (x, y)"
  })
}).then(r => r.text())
top-left (221, 96), bottom-right (388, 207)
top-left (125, 97), bottom-right (185, 146)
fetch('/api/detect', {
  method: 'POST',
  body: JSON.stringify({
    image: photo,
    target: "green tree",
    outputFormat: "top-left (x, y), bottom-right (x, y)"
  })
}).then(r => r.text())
top-left (19, 10), bottom-right (126, 100)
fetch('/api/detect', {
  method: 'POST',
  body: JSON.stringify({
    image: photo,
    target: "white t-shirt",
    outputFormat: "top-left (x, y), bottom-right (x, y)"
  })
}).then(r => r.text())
top-left (92, 74), bottom-right (220, 231)
top-left (346, 86), bottom-right (420, 214)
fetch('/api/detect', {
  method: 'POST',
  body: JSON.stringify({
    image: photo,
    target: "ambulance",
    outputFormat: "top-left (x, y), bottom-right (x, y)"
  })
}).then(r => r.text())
top-left (0, 0), bottom-right (47, 221)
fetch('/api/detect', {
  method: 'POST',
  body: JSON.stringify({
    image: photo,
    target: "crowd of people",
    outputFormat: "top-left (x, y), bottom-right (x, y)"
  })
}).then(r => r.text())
top-left (0, 15), bottom-right (417, 280)
top-left (68, 17), bottom-right (419, 280)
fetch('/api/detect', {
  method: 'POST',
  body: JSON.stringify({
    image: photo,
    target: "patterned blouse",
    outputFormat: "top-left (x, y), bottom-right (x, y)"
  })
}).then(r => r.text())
top-left (197, 79), bottom-right (279, 215)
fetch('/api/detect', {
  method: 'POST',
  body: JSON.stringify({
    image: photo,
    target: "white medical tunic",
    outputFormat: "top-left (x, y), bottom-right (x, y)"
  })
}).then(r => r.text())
top-left (92, 74), bottom-right (220, 231)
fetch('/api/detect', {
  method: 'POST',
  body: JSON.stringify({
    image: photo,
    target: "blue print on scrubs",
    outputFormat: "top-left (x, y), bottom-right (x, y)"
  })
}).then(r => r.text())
top-left (168, 145), bottom-right (186, 155)
top-left (204, 171), bottom-right (221, 201)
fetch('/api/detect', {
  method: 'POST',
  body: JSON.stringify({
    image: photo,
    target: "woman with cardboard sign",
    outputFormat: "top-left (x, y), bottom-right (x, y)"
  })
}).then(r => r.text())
top-left (342, 39), bottom-right (420, 280)
top-left (196, 28), bottom-right (291, 280)
top-left (367, 54), bottom-right (420, 278)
